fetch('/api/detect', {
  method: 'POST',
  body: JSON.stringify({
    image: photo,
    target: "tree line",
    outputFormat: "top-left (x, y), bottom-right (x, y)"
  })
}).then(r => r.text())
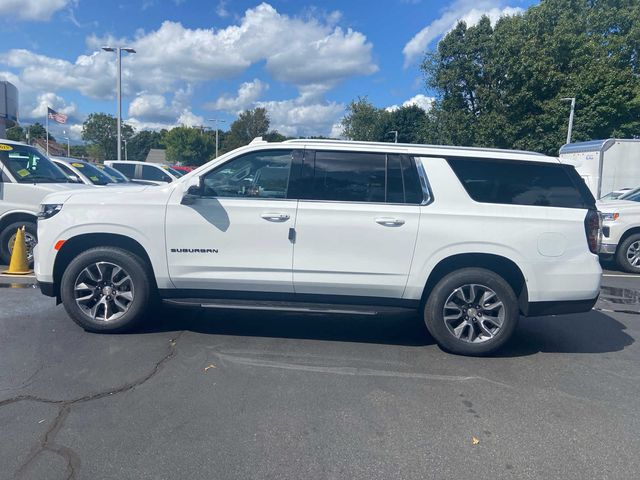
top-left (343, 0), bottom-right (640, 155)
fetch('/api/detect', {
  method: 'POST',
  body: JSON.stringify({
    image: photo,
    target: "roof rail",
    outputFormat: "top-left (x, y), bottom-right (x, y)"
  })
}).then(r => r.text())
top-left (282, 138), bottom-right (545, 156)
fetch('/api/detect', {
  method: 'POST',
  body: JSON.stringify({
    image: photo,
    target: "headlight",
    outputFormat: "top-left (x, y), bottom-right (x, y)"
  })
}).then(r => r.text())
top-left (38, 204), bottom-right (63, 220)
top-left (601, 212), bottom-right (619, 222)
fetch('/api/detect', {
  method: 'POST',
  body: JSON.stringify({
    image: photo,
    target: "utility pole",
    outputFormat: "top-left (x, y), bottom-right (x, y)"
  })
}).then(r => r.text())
top-left (208, 118), bottom-right (227, 158)
top-left (123, 139), bottom-right (128, 161)
top-left (102, 46), bottom-right (136, 160)
top-left (561, 97), bottom-right (576, 145)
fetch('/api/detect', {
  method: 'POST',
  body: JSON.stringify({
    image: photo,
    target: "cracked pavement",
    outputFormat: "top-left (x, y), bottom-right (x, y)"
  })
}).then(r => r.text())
top-left (1, 272), bottom-right (639, 479)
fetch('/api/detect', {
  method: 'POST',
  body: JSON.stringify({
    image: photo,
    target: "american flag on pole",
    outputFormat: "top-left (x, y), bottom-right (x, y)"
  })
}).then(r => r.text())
top-left (47, 107), bottom-right (67, 124)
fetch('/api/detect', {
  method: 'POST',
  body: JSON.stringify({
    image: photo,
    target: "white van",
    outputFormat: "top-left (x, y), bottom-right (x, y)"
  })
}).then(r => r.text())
top-left (0, 140), bottom-right (89, 265)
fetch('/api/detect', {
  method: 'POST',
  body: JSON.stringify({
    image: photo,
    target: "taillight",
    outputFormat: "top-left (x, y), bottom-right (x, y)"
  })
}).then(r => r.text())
top-left (584, 209), bottom-right (601, 254)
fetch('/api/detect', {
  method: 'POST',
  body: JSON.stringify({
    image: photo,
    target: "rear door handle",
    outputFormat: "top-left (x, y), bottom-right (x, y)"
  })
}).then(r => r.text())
top-left (375, 217), bottom-right (405, 226)
top-left (261, 213), bottom-right (290, 222)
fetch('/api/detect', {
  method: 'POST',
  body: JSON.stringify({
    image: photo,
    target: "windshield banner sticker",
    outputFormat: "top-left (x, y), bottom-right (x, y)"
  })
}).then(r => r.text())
top-left (0, 144), bottom-right (13, 151)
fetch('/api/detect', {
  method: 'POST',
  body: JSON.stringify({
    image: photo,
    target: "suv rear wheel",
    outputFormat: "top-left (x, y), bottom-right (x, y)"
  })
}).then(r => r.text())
top-left (60, 247), bottom-right (152, 332)
top-left (424, 268), bottom-right (519, 356)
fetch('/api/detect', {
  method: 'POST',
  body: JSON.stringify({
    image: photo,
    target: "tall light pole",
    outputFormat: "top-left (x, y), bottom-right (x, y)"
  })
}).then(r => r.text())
top-left (123, 139), bottom-right (128, 161)
top-left (208, 118), bottom-right (227, 158)
top-left (387, 130), bottom-right (398, 143)
top-left (62, 130), bottom-right (70, 157)
top-left (102, 46), bottom-right (136, 160)
top-left (561, 97), bottom-right (576, 145)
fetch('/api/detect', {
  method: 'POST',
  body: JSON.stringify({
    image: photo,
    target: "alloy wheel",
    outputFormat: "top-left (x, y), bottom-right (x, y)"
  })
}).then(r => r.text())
top-left (625, 241), bottom-right (640, 268)
top-left (74, 262), bottom-right (135, 323)
top-left (442, 283), bottom-right (505, 344)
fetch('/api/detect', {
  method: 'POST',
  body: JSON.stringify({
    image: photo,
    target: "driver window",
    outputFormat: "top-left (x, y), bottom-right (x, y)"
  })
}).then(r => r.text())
top-left (202, 150), bottom-right (293, 199)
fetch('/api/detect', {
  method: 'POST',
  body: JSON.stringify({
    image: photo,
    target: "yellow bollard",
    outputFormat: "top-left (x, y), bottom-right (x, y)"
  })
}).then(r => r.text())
top-left (3, 226), bottom-right (32, 275)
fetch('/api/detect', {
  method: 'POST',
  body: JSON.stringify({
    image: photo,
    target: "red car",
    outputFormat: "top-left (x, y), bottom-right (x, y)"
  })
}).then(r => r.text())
top-left (172, 165), bottom-right (194, 174)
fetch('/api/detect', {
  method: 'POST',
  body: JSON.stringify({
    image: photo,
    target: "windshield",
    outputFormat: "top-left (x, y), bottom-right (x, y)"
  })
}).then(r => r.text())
top-left (65, 160), bottom-right (116, 186)
top-left (96, 164), bottom-right (128, 183)
top-left (160, 164), bottom-right (183, 177)
top-left (620, 187), bottom-right (640, 202)
top-left (0, 143), bottom-right (69, 183)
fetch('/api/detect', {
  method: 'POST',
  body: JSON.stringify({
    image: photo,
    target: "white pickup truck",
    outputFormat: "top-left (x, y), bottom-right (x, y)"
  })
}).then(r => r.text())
top-left (35, 139), bottom-right (602, 356)
top-left (598, 196), bottom-right (640, 272)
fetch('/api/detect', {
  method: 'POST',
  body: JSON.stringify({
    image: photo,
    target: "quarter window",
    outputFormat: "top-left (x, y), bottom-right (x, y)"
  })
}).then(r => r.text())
top-left (202, 150), bottom-right (294, 199)
top-left (447, 158), bottom-right (594, 208)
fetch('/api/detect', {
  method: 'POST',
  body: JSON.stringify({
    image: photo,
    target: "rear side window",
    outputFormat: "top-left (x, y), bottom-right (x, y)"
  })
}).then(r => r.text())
top-left (447, 158), bottom-right (594, 209)
top-left (141, 165), bottom-right (172, 182)
top-left (304, 151), bottom-right (425, 204)
top-left (310, 151), bottom-right (386, 202)
top-left (113, 163), bottom-right (135, 178)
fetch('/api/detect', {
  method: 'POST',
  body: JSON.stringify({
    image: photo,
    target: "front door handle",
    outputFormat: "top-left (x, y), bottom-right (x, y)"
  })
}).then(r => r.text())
top-left (261, 213), bottom-right (290, 222)
top-left (375, 217), bottom-right (405, 226)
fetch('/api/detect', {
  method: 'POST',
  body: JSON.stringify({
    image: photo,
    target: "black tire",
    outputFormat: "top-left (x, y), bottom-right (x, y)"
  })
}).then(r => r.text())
top-left (424, 268), bottom-right (519, 356)
top-left (0, 220), bottom-right (37, 267)
top-left (60, 247), bottom-right (152, 333)
top-left (615, 233), bottom-right (640, 273)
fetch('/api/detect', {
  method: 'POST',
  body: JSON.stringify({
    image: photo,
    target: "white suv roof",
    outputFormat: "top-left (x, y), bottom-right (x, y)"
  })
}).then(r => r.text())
top-left (281, 139), bottom-right (555, 163)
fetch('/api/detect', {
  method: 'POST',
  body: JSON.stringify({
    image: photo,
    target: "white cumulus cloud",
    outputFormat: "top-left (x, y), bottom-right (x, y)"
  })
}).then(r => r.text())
top-left (0, 0), bottom-right (72, 21)
top-left (206, 79), bottom-right (268, 113)
top-left (386, 94), bottom-right (434, 112)
top-left (257, 98), bottom-right (344, 137)
top-left (402, 0), bottom-right (523, 67)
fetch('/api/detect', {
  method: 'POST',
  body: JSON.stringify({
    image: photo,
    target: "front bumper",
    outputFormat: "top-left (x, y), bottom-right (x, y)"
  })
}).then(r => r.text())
top-left (38, 281), bottom-right (56, 298)
top-left (599, 243), bottom-right (617, 255)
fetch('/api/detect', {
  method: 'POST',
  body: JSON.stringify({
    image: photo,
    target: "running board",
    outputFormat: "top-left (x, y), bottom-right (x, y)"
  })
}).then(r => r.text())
top-left (162, 298), bottom-right (411, 316)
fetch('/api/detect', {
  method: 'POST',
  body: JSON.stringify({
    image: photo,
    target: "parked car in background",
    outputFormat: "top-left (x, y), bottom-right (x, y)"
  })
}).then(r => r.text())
top-left (0, 140), bottom-right (89, 265)
top-left (37, 138), bottom-right (601, 356)
top-left (105, 160), bottom-right (181, 185)
top-left (172, 165), bottom-right (193, 175)
top-left (51, 157), bottom-right (120, 186)
top-left (600, 187), bottom-right (633, 201)
top-left (598, 199), bottom-right (640, 272)
top-left (95, 164), bottom-right (158, 186)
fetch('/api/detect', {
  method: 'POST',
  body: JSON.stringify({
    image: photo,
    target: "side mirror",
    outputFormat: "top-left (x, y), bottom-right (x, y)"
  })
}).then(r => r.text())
top-left (181, 182), bottom-right (202, 205)
top-left (69, 175), bottom-right (82, 183)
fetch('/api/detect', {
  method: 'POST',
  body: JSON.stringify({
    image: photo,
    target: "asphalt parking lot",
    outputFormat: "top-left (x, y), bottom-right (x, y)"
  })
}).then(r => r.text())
top-left (1, 268), bottom-right (639, 480)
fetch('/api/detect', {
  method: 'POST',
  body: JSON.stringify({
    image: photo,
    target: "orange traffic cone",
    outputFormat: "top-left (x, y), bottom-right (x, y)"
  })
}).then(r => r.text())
top-left (3, 226), bottom-right (32, 275)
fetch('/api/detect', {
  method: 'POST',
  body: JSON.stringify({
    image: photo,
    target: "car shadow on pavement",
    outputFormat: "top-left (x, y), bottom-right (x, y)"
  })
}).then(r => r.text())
top-left (496, 310), bottom-right (635, 357)
top-left (134, 307), bottom-right (436, 347)
top-left (130, 306), bottom-right (634, 354)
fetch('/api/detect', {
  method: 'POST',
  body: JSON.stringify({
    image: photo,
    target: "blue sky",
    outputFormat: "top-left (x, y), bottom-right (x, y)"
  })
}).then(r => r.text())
top-left (0, 0), bottom-right (536, 141)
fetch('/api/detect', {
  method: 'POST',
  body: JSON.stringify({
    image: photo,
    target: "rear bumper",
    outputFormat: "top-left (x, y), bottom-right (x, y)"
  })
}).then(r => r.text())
top-left (525, 295), bottom-right (599, 317)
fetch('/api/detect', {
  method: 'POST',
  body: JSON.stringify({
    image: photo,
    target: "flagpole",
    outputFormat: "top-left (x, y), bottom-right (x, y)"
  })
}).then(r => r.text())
top-left (45, 108), bottom-right (49, 156)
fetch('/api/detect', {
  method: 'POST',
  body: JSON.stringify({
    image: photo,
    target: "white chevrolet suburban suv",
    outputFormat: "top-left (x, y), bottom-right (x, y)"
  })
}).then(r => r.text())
top-left (35, 139), bottom-right (602, 356)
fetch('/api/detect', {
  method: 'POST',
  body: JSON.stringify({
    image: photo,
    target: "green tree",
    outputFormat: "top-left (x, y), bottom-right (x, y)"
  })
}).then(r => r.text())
top-left (127, 130), bottom-right (164, 161)
top-left (82, 113), bottom-right (134, 160)
top-left (163, 126), bottom-right (215, 166)
top-left (422, 0), bottom-right (640, 154)
top-left (224, 108), bottom-right (270, 151)
top-left (341, 97), bottom-right (390, 141)
top-left (5, 125), bottom-right (25, 142)
top-left (69, 145), bottom-right (89, 159)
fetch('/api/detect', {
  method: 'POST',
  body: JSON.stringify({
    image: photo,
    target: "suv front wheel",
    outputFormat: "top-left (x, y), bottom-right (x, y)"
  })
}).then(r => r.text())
top-left (60, 247), bottom-right (152, 332)
top-left (424, 268), bottom-right (519, 356)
